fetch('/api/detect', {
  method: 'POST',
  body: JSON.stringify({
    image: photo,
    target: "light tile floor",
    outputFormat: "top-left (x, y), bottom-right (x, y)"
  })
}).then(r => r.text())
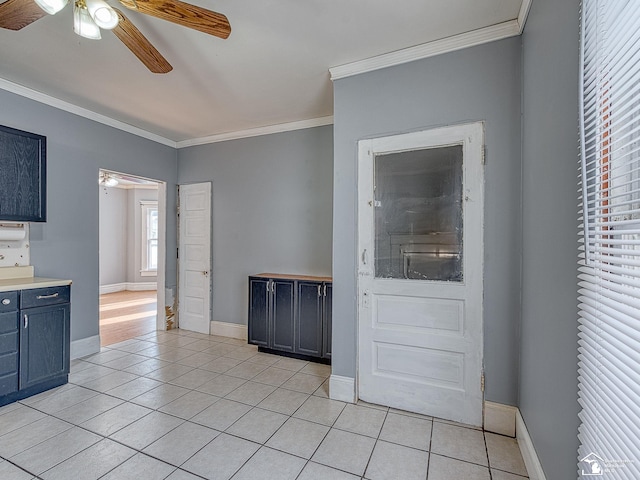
top-left (0, 329), bottom-right (529, 480)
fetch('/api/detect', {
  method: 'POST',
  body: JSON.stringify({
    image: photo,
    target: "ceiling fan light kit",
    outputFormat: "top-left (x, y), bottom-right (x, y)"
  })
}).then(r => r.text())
top-left (1, 0), bottom-right (231, 72)
top-left (33, 0), bottom-right (67, 15)
top-left (84, 0), bottom-right (118, 29)
top-left (73, 1), bottom-right (101, 39)
top-left (98, 172), bottom-right (118, 187)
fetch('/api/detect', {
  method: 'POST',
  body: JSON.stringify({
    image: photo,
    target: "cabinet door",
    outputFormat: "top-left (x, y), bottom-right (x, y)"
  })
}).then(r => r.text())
top-left (19, 304), bottom-right (70, 390)
top-left (296, 282), bottom-right (322, 357)
top-left (0, 126), bottom-right (46, 222)
top-left (248, 278), bottom-right (269, 347)
top-left (322, 283), bottom-right (332, 359)
top-left (271, 280), bottom-right (295, 352)
top-left (0, 311), bottom-right (19, 396)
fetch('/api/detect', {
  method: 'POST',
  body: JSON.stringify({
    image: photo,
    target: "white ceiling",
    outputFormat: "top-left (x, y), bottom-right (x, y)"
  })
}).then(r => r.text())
top-left (0, 0), bottom-right (527, 145)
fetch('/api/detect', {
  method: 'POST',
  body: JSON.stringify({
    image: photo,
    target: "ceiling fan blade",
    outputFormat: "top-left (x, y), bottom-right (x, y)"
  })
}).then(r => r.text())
top-left (112, 8), bottom-right (173, 74)
top-left (118, 0), bottom-right (230, 39)
top-left (0, 0), bottom-right (47, 31)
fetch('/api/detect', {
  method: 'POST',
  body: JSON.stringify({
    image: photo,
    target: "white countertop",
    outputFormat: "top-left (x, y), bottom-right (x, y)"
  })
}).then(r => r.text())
top-left (0, 277), bottom-right (72, 293)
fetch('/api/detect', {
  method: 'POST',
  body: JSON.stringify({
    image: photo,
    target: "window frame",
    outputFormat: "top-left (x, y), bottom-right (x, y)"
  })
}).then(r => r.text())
top-left (140, 200), bottom-right (158, 276)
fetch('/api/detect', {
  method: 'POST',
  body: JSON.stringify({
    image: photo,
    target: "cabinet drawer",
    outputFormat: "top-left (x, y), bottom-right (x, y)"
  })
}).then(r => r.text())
top-left (0, 371), bottom-right (18, 396)
top-left (0, 312), bottom-right (18, 334)
top-left (0, 292), bottom-right (18, 313)
top-left (0, 351), bottom-right (18, 376)
top-left (0, 331), bottom-right (18, 355)
top-left (21, 286), bottom-right (70, 309)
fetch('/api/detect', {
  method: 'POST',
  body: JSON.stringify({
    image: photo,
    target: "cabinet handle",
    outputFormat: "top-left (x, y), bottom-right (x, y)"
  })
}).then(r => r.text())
top-left (36, 293), bottom-right (59, 300)
top-left (24, 314), bottom-right (28, 329)
top-left (317, 285), bottom-right (321, 297)
top-left (272, 282), bottom-right (276, 295)
top-left (323, 284), bottom-right (327, 297)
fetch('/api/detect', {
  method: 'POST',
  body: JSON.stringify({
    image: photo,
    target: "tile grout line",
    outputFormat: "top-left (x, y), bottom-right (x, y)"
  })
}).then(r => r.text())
top-left (359, 404), bottom-right (389, 479)
top-left (425, 416), bottom-right (434, 480)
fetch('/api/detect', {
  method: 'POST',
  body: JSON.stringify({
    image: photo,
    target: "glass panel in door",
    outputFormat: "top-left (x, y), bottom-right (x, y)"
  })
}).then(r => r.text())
top-left (374, 145), bottom-right (463, 281)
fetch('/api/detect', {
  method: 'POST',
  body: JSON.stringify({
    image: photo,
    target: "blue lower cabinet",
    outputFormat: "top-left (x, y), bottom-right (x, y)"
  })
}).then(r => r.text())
top-left (20, 303), bottom-right (70, 390)
top-left (248, 275), bottom-right (331, 363)
top-left (0, 285), bottom-right (70, 406)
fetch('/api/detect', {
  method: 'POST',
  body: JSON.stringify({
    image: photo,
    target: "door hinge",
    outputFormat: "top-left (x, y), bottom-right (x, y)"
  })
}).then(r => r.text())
top-left (481, 372), bottom-right (485, 392)
top-left (482, 145), bottom-right (486, 165)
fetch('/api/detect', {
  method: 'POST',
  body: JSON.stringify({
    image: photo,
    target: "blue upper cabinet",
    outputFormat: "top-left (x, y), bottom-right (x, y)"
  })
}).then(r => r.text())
top-left (0, 125), bottom-right (47, 222)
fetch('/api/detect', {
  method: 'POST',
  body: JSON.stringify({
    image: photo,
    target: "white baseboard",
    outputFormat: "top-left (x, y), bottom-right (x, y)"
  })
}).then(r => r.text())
top-left (100, 282), bottom-right (157, 294)
top-left (70, 335), bottom-right (101, 360)
top-left (484, 401), bottom-right (517, 437)
top-left (329, 375), bottom-right (356, 403)
top-left (127, 282), bottom-right (157, 291)
top-left (516, 409), bottom-right (547, 480)
top-left (100, 283), bottom-right (127, 294)
top-left (209, 321), bottom-right (247, 340)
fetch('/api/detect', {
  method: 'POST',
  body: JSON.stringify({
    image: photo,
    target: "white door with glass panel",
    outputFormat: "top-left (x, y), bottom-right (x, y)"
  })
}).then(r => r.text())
top-left (178, 182), bottom-right (211, 334)
top-left (357, 123), bottom-right (484, 426)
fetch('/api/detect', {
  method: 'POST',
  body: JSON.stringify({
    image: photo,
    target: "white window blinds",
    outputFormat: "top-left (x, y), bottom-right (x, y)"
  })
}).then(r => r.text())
top-left (578, 0), bottom-right (640, 477)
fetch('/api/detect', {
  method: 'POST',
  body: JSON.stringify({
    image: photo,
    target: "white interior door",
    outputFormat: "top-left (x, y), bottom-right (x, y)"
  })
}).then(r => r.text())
top-left (178, 182), bottom-right (211, 334)
top-left (357, 122), bottom-right (484, 426)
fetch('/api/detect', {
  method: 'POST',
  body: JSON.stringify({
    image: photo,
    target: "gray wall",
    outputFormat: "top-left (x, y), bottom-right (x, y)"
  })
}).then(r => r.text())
top-left (177, 126), bottom-right (333, 325)
top-left (0, 89), bottom-right (178, 343)
top-left (519, 0), bottom-right (580, 478)
top-left (99, 186), bottom-right (128, 286)
top-left (332, 38), bottom-right (522, 405)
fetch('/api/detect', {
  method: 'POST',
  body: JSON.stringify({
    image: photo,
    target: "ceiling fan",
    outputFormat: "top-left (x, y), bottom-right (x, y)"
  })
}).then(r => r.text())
top-left (0, 0), bottom-right (231, 73)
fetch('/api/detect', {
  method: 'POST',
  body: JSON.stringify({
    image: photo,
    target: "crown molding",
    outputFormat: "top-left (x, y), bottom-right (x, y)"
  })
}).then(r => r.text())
top-left (329, 19), bottom-right (521, 81)
top-left (0, 78), bottom-right (177, 148)
top-left (176, 116), bottom-right (334, 148)
top-left (0, 76), bottom-right (333, 148)
top-left (517, 0), bottom-right (533, 34)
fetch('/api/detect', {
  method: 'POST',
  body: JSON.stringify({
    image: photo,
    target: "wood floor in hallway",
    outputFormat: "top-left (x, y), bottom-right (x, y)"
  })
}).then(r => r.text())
top-left (99, 290), bottom-right (157, 346)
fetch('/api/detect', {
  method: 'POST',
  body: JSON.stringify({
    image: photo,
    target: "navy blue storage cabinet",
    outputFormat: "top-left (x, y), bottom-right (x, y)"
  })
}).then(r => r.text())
top-left (248, 274), bottom-right (331, 363)
top-left (0, 285), bottom-right (70, 406)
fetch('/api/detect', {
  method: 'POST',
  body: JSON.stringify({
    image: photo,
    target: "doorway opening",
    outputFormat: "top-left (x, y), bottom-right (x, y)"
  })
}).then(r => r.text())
top-left (98, 169), bottom-right (167, 346)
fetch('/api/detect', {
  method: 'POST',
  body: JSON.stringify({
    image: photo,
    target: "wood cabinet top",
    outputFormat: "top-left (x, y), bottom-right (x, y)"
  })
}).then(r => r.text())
top-left (252, 273), bottom-right (332, 283)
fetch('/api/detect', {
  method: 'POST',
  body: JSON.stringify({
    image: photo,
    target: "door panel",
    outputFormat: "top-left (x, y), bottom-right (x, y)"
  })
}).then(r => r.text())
top-left (358, 123), bottom-right (484, 426)
top-left (178, 182), bottom-right (211, 334)
top-left (296, 282), bottom-right (322, 356)
top-left (322, 284), bottom-right (332, 359)
top-left (271, 280), bottom-right (294, 352)
top-left (374, 294), bottom-right (463, 333)
top-left (248, 278), bottom-right (269, 346)
top-left (19, 304), bottom-right (69, 390)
